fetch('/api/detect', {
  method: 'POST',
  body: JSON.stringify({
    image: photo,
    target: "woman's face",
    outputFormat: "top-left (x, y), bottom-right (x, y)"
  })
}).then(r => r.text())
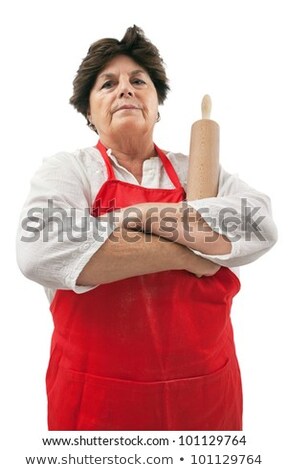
top-left (88, 55), bottom-right (159, 139)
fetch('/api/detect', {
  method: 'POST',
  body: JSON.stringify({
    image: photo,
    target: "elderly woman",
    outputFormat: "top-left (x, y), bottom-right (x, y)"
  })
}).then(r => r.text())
top-left (17, 25), bottom-right (277, 431)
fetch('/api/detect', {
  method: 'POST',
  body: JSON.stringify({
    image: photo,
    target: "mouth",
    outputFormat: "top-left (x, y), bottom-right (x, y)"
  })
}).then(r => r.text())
top-left (114, 105), bottom-right (141, 112)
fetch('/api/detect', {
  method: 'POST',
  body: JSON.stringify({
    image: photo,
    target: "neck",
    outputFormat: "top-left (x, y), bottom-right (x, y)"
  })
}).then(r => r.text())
top-left (100, 133), bottom-right (156, 163)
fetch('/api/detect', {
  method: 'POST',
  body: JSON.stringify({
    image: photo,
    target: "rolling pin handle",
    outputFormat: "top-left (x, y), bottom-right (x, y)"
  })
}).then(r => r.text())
top-left (201, 94), bottom-right (212, 119)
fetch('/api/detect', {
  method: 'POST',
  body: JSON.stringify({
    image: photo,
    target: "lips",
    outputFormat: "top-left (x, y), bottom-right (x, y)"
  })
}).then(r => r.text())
top-left (114, 104), bottom-right (141, 112)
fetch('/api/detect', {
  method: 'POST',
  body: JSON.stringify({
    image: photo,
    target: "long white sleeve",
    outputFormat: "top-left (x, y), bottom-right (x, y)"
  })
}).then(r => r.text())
top-left (16, 150), bottom-right (113, 293)
top-left (186, 166), bottom-right (278, 267)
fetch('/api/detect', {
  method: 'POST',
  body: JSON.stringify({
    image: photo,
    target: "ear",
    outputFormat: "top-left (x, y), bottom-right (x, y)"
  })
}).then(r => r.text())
top-left (86, 106), bottom-right (91, 122)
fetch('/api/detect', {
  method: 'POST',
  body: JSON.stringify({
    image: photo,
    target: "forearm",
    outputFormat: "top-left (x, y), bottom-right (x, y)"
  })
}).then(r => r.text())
top-left (77, 225), bottom-right (222, 286)
top-left (116, 202), bottom-right (232, 256)
top-left (76, 227), bottom-right (188, 286)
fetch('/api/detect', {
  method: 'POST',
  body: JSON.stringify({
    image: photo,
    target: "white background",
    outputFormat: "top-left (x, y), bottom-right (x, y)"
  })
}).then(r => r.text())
top-left (0, 0), bottom-right (286, 468)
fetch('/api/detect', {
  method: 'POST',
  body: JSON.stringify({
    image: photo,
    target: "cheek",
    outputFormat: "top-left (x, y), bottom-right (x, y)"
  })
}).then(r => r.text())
top-left (90, 98), bottom-right (111, 125)
top-left (147, 95), bottom-right (159, 118)
top-left (140, 83), bottom-right (158, 111)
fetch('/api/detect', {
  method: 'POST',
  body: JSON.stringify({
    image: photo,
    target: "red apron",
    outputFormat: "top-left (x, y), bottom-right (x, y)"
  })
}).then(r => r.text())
top-left (47, 141), bottom-right (242, 430)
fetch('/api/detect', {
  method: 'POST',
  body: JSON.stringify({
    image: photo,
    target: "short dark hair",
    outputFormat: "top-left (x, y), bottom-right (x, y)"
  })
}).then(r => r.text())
top-left (69, 25), bottom-right (170, 124)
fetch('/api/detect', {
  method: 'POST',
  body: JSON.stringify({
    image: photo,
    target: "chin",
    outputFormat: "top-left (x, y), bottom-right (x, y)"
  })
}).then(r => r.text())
top-left (113, 121), bottom-right (147, 135)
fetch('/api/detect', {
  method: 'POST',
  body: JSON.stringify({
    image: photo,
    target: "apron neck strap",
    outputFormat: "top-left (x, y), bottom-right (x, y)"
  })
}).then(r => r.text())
top-left (96, 140), bottom-right (116, 179)
top-left (96, 140), bottom-right (182, 189)
top-left (153, 144), bottom-right (182, 189)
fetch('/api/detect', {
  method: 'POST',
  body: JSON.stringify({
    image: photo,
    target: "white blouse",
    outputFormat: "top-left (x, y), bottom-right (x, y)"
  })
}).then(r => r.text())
top-left (16, 146), bottom-right (278, 303)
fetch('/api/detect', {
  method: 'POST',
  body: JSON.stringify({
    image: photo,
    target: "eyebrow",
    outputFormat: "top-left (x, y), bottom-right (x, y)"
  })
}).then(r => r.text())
top-left (98, 69), bottom-right (146, 81)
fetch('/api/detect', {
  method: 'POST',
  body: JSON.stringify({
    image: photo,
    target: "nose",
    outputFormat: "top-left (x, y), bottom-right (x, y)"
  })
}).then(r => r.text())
top-left (119, 90), bottom-right (133, 98)
top-left (118, 78), bottom-right (134, 98)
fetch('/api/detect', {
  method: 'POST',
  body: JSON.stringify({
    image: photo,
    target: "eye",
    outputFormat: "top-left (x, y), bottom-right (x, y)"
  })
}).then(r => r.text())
top-left (132, 78), bottom-right (146, 86)
top-left (101, 80), bottom-right (115, 90)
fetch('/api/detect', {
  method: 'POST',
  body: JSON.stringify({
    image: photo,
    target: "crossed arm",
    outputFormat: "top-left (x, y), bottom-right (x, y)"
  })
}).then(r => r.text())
top-left (17, 152), bottom-right (277, 292)
top-left (76, 202), bottom-right (229, 286)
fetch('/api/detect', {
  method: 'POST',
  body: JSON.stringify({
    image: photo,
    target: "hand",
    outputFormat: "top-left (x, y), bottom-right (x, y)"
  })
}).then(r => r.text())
top-left (180, 248), bottom-right (221, 278)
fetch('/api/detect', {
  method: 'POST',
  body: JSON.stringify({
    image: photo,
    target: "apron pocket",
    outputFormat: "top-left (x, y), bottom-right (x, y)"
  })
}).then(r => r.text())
top-left (48, 367), bottom-right (166, 430)
top-left (47, 358), bottom-right (242, 431)
top-left (165, 358), bottom-right (242, 430)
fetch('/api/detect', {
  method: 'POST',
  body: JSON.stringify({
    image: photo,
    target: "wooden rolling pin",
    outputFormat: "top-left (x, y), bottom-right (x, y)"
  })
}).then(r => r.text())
top-left (186, 95), bottom-right (219, 200)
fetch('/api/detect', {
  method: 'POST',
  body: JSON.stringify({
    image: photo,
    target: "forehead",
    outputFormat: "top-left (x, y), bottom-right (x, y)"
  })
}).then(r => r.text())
top-left (98, 55), bottom-right (148, 77)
